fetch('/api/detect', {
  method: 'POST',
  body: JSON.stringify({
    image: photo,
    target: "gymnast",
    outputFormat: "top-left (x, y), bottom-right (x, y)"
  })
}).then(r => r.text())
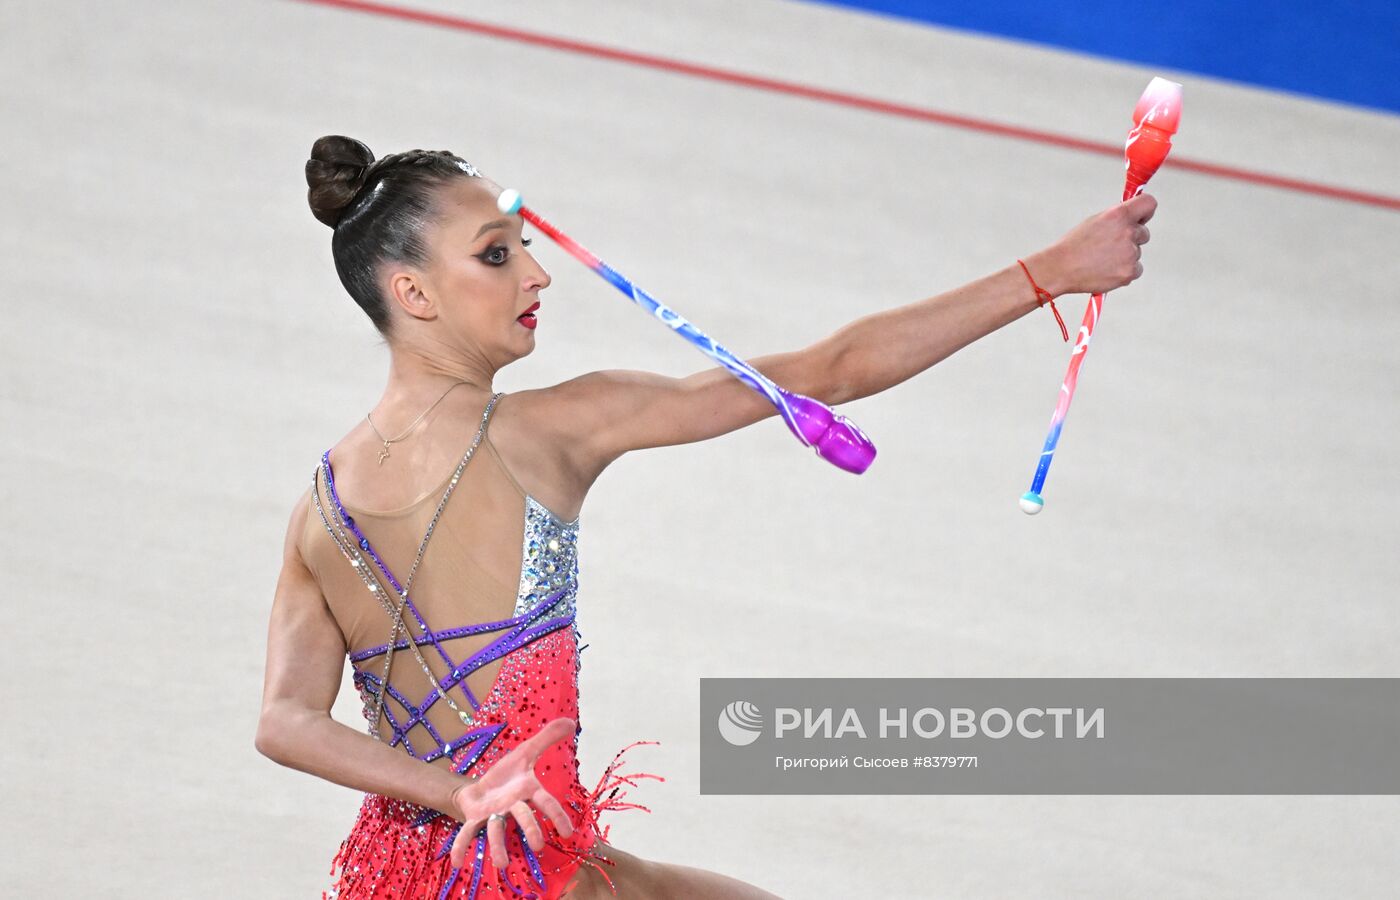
top-left (255, 134), bottom-right (1156, 898)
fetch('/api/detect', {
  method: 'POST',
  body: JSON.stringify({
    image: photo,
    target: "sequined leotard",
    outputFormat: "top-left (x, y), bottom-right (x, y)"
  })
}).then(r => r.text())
top-left (300, 392), bottom-right (662, 899)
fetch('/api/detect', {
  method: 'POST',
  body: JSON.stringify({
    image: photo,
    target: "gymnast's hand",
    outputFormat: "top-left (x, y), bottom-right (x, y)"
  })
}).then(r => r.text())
top-left (446, 716), bottom-right (578, 871)
top-left (1031, 192), bottom-right (1158, 296)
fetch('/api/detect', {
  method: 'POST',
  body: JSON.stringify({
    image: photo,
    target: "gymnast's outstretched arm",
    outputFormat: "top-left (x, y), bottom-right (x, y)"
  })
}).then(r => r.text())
top-left (530, 193), bottom-right (1156, 470)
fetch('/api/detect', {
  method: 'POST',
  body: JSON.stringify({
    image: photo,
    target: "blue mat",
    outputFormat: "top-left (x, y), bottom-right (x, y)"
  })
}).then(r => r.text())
top-left (809, 1), bottom-right (1399, 115)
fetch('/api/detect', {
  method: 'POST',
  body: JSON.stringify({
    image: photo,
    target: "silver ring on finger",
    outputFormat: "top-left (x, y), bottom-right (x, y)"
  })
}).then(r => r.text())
top-left (487, 812), bottom-right (507, 824)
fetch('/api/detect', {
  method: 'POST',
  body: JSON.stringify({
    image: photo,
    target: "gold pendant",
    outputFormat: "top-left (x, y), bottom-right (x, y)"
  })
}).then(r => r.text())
top-left (377, 443), bottom-right (391, 465)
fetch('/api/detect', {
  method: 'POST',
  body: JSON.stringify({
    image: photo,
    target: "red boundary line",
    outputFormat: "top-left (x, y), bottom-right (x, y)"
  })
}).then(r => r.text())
top-left (293, 0), bottom-right (1400, 213)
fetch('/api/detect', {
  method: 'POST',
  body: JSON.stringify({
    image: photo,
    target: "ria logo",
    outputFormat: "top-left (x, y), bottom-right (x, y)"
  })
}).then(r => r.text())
top-left (717, 700), bottom-right (764, 746)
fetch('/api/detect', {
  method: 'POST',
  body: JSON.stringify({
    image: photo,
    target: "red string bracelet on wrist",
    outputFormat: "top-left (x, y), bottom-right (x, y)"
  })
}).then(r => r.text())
top-left (1017, 259), bottom-right (1069, 342)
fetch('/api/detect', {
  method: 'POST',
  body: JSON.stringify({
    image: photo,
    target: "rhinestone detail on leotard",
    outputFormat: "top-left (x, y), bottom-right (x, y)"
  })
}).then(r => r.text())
top-left (312, 396), bottom-right (663, 899)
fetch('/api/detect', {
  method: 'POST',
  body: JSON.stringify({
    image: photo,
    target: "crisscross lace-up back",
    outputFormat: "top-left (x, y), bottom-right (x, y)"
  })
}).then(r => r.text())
top-left (301, 391), bottom-right (664, 898)
top-left (298, 391), bottom-right (580, 773)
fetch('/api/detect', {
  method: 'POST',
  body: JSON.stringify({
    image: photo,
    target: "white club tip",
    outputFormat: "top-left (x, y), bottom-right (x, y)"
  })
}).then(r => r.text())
top-left (497, 188), bottom-right (523, 215)
top-left (1144, 76), bottom-right (1184, 99)
top-left (1134, 77), bottom-right (1183, 132)
top-left (1019, 494), bottom-right (1044, 515)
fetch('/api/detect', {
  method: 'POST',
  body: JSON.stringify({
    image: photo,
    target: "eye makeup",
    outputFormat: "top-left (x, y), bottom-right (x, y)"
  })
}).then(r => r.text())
top-left (474, 236), bottom-right (532, 267)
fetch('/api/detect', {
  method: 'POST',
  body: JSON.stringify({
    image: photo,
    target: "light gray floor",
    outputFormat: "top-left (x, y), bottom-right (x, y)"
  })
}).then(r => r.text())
top-left (4, 1), bottom-right (1398, 897)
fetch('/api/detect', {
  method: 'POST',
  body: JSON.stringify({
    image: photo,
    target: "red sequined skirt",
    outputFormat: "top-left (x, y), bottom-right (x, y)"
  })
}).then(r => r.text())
top-left (322, 739), bottom-right (662, 900)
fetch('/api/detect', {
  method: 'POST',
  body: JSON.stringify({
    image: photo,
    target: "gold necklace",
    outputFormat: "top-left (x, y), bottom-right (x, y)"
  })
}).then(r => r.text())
top-left (366, 379), bottom-right (475, 465)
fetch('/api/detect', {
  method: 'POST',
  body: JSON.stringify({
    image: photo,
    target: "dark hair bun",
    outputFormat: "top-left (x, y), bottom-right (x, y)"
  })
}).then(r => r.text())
top-left (306, 135), bottom-right (377, 228)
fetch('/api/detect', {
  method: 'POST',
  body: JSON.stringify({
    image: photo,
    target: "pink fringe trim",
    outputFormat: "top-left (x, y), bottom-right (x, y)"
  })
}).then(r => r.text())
top-left (323, 740), bottom-right (665, 899)
top-left (540, 740), bottom-right (666, 895)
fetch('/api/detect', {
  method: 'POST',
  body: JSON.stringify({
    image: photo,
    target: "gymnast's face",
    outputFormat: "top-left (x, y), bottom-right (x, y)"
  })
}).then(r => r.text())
top-left (390, 176), bottom-right (550, 365)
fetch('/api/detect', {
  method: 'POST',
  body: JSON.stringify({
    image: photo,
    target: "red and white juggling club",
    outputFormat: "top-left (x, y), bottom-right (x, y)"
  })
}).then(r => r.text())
top-left (1019, 76), bottom-right (1182, 515)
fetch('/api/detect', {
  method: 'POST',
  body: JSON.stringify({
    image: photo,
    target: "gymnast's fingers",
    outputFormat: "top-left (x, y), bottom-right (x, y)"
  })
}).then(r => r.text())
top-left (510, 800), bottom-right (545, 852)
top-left (488, 814), bottom-right (510, 870)
top-left (1126, 191), bottom-right (1157, 224)
top-left (1135, 224), bottom-right (1151, 245)
top-left (449, 824), bottom-right (475, 871)
top-left (532, 787), bottom-right (575, 838)
top-left (517, 717), bottom-right (576, 763)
